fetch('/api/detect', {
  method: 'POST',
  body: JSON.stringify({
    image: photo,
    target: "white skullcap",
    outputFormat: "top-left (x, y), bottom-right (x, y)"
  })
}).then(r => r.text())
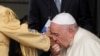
top-left (52, 13), bottom-right (76, 25)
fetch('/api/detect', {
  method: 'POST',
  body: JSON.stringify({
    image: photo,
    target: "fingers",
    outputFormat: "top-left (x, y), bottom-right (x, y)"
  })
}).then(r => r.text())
top-left (51, 44), bottom-right (61, 56)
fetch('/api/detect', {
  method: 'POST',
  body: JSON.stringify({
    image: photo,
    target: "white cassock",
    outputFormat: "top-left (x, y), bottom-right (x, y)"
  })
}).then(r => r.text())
top-left (60, 27), bottom-right (100, 56)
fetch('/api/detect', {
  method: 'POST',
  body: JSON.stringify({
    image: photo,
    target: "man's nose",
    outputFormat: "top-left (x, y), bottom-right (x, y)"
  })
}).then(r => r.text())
top-left (52, 36), bottom-right (57, 41)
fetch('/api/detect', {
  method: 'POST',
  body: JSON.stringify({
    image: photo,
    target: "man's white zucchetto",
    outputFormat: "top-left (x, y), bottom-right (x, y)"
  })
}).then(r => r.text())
top-left (52, 13), bottom-right (76, 25)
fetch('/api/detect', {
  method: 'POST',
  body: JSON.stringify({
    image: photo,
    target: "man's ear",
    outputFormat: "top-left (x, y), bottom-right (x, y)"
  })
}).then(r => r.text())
top-left (68, 27), bottom-right (74, 37)
top-left (68, 27), bottom-right (73, 33)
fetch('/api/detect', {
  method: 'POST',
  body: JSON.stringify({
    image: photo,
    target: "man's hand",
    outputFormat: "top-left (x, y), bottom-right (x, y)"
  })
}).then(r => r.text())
top-left (51, 44), bottom-right (61, 56)
top-left (45, 28), bottom-right (51, 37)
top-left (45, 28), bottom-right (56, 46)
top-left (50, 38), bottom-right (56, 46)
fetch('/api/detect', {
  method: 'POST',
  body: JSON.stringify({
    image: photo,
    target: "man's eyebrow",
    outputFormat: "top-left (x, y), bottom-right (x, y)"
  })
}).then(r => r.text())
top-left (51, 32), bottom-right (59, 36)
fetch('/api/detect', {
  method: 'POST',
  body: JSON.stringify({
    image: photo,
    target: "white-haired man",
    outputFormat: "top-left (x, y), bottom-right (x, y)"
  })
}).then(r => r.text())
top-left (48, 13), bottom-right (100, 56)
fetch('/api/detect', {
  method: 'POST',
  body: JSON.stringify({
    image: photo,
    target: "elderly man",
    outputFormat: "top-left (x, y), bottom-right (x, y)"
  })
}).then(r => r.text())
top-left (0, 5), bottom-right (50, 56)
top-left (49, 13), bottom-right (100, 56)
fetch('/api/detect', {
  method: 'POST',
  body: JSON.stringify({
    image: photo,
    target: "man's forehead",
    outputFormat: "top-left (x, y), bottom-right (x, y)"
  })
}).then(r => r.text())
top-left (50, 22), bottom-right (62, 28)
top-left (50, 24), bottom-right (61, 34)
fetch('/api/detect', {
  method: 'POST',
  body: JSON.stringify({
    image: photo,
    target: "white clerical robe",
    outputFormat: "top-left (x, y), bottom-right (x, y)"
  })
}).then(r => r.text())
top-left (60, 27), bottom-right (100, 56)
